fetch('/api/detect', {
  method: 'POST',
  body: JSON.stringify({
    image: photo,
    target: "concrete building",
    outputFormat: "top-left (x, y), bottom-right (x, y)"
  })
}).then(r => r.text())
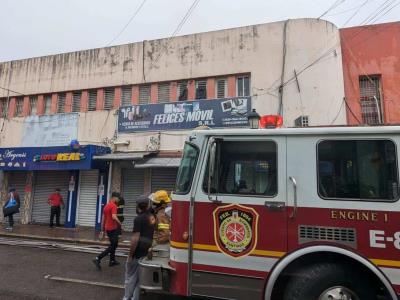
top-left (0, 18), bottom-right (346, 229)
top-left (340, 22), bottom-right (400, 125)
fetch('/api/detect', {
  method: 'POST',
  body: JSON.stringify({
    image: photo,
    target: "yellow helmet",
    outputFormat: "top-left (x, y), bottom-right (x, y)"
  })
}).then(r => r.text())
top-left (151, 190), bottom-right (171, 204)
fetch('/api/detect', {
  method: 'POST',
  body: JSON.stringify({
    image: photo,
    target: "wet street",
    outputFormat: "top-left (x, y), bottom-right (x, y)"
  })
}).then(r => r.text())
top-left (0, 242), bottom-right (185, 300)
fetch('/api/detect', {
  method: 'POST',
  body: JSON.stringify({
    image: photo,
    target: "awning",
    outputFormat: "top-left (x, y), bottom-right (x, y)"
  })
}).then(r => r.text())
top-left (93, 152), bottom-right (151, 161)
top-left (134, 157), bottom-right (182, 168)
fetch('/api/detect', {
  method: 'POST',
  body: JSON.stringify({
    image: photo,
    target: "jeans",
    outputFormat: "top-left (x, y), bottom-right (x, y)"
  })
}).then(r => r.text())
top-left (50, 206), bottom-right (61, 226)
top-left (98, 229), bottom-right (119, 262)
top-left (123, 258), bottom-right (140, 300)
top-left (8, 214), bottom-right (14, 227)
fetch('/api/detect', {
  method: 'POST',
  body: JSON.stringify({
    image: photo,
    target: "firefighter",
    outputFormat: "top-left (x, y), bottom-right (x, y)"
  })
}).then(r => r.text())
top-left (151, 190), bottom-right (171, 244)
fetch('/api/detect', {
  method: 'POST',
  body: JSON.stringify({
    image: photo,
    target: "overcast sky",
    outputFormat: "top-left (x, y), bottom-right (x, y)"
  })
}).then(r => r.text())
top-left (0, 0), bottom-right (398, 62)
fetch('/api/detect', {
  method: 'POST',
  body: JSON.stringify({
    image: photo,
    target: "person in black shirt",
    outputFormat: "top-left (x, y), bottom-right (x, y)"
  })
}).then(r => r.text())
top-left (123, 195), bottom-right (155, 300)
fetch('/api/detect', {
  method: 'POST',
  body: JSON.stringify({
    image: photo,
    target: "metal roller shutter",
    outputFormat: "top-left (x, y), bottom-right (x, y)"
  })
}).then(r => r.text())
top-left (9, 172), bottom-right (28, 224)
top-left (151, 168), bottom-right (178, 194)
top-left (121, 169), bottom-right (144, 231)
top-left (77, 170), bottom-right (99, 227)
top-left (32, 171), bottom-right (70, 224)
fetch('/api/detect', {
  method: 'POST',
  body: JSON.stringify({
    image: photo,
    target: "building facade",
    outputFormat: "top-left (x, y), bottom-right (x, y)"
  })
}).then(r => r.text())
top-left (340, 22), bottom-right (400, 125)
top-left (0, 18), bottom-right (346, 229)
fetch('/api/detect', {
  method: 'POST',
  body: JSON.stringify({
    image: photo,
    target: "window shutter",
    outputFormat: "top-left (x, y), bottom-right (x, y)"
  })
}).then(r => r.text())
top-left (57, 93), bottom-right (66, 113)
top-left (158, 83), bottom-right (170, 103)
top-left (139, 85), bottom-right (150, 105)
top-left (16, 97), bottom-right (24, 116)
top-left (216, 78), bottom-right (226, 99)
top-left (88, 90), bottom-right (97, 111)
top-left (177, 81), bottom-right (188, 101)
top-left (72, 91), bottom-right (81, 112)
top-left (104, 88), bottom-right (114, 110)
top-left (44, 95), bottom-right (52, 115)
top-left (195, 80), bottom-right (207, 100)
top-left (121, 86), bottom-right (132, 106)
top-left (30, 96), bottom-right (38, 115)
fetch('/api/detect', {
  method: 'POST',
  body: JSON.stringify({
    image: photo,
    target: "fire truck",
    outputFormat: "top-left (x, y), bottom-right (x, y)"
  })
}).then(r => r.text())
top-left (139, 125), bottom-right (400, 300)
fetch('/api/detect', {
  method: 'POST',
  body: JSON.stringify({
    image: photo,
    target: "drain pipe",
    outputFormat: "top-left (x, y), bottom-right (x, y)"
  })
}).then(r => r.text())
top-left (278, 19), bottom-right (289, 117)
top-left (106, 161), bottom-right (113, 202)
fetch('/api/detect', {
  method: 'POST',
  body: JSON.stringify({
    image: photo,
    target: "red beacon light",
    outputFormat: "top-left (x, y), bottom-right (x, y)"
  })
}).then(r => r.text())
top-left (259, 115), bottom-right (283, 129)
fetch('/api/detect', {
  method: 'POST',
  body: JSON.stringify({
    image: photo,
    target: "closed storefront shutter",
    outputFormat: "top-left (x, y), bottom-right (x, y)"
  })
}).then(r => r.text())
top-left (32, 171), bottom-right (70, 224)
top-left (77, 170), bottom-right (99, 227)
top-left (121, 169), bottom-right (144, 231)
top-left (9, 172), bottom-right (28, 224)
top-left (151, 168), bottom-right (178, 193)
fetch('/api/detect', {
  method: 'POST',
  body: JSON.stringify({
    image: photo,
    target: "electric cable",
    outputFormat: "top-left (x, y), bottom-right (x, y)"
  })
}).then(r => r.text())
top-left (342, 0), bottom-right (371, 26)
top-left (105, 0), bottom-right (147, 47)
top-left (318, 0), bottom-right (347, 19)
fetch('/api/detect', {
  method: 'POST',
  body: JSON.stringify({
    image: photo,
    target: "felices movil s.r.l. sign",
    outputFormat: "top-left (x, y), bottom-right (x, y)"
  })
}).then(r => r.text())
top-left (213, 204), bottom-right (259, 258)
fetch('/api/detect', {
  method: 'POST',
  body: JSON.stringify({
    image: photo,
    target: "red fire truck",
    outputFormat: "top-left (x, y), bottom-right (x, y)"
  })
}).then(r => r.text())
top-left (139, 126), bottom-right (400, 300)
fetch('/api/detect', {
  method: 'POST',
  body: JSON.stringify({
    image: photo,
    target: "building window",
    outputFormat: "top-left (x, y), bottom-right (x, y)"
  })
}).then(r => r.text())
top-left (359, 76), bottom-right (383, 125)
top-left (72, 91), bottom-right (81, 112)
top-left (30, 96), bottom-right (38, 116)
top-left (0, 98), bottom-right (8, 118)
top-left (16, 97), bottom-right (24, 117)
top-left (44, 95), bottom-right (52, 115)
top-left (318, 140), bottom-right (398, 201)
top-left (177, 81), bottom-right (188, 101)
top-left (195, 80), bottom-right (207, 100)
top-left (104, 88), bottom-right (115, 110)
top-left (237, 75), bottom-right (250, 97)
top-left (203, 140), bottom-right (277, 196)
top-left (121, 86), bottom-right (132, 107)
top-left (57, 93), bottom-right (66, 113)
top-left (158, 83), bottom-right (170, 103)
top-left (139, 85), bottom-right (150, 105)
top-left (88, 90), bottom-right (97, 111)
top-left (216, 78), bottom-right (227, 99)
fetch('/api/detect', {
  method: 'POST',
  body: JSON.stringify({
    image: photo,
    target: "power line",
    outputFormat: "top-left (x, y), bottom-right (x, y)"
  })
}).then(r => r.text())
top-left (0, 86), bottom-right (24, 96)
top-left (105, 0), bottom-right (147, 47)
top-left (318, 0), bottom-right (347, 19)
top-left (342, 0), bottom-right (371, 26)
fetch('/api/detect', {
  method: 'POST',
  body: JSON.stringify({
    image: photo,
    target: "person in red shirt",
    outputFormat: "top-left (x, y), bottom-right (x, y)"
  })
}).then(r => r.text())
top-left (48, 188), bottom-right (65, 227)
top-left (92, 192), bottom-right (122, 269)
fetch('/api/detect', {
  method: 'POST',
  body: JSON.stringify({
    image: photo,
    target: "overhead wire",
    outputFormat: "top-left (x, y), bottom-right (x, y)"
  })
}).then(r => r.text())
top-left (105, 0), bottom-right (147, 47)
top-left (342, 0), bottom-right (371, 26)
top-left (318, 0), bottom-right (347, 19)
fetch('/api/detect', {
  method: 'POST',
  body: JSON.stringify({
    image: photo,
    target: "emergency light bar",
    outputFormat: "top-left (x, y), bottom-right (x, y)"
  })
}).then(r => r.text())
top-left (260, 115), bottom-right (283, 128)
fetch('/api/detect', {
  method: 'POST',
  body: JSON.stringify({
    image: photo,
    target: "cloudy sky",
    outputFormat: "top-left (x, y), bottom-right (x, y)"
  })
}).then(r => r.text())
top-left (0, 0), bottom-right (398, 62)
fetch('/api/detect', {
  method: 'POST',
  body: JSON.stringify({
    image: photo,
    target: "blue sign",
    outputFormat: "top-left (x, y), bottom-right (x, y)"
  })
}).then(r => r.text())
top-left (0, 145), bottom-right (110, 171)
top-left (118, 97), bottom-right (251, 133)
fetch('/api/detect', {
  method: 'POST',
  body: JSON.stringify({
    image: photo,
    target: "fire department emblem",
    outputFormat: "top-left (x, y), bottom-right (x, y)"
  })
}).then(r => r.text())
top-left (213, 204), bottom-right (259, 258)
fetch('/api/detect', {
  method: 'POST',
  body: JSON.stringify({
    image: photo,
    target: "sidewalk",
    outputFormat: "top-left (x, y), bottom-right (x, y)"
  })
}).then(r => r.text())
top-left (0, 224), bottom-right (131, 247)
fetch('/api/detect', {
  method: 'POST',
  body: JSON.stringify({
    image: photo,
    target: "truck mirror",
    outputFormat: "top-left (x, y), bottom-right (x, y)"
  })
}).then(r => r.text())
top-left (208, 139), bottom-right (216, 201)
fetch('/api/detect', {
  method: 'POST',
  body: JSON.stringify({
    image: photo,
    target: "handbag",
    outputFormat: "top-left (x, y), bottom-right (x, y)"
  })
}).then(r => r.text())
top-left (3, 197), bottom-right (19, 217)
top-left (5, 198), bottom-right (16, 209)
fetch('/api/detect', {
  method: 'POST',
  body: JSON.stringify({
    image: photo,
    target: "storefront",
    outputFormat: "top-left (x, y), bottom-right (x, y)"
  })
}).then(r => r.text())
top-left (0, 145), bottom-right (109, 228)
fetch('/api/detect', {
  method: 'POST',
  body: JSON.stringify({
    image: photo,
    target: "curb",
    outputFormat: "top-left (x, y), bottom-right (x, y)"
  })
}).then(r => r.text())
top-left (0, 231), bottom-right (130, 248)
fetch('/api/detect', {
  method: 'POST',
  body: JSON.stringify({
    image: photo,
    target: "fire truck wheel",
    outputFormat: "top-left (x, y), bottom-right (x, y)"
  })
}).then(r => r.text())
top-left (282, 262), bottom-right (376, 300)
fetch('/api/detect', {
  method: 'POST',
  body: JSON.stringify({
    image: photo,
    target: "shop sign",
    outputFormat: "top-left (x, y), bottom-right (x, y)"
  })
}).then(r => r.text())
top-left (0, 149), bottom-right (28, 169)
top-left (118, 97), bottom-right (251, 133)
top-left (33, 153), bottom-right (86, 162)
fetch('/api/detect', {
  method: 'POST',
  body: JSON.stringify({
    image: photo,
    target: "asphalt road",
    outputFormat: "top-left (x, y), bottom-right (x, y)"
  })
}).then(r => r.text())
top-left (0, 242), bottom-right (185, 300)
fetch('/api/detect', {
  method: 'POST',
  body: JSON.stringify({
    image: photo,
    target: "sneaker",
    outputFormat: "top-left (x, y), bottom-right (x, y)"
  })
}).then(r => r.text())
top-left (5, 227), bottom-right (13, 231)
top-left (92, 258), bottom-right (101, 270)
top-left (109, 260), bottom-right (120, 267)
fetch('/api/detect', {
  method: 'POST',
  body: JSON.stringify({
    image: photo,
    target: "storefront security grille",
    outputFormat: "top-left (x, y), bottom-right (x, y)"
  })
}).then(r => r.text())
top-left (77, 170), bottom-right (99, 227)
top-left (122, 169), bottom-right (145, 231)
top-left (32, 171), bottom-right (70, 224)
top-left (8, 172), bottom-right (28, 224)
top-left (151, 168), bottom-right (178, 193)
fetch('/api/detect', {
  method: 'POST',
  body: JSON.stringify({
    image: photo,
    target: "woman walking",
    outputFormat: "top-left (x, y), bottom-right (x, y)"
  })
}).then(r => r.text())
top-left (3, 188), bottom-right (20, 231)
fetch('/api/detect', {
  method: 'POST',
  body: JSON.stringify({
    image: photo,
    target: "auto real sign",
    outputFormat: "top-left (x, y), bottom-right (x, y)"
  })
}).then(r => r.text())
top-left (118, 97), bottom-right (251, 133)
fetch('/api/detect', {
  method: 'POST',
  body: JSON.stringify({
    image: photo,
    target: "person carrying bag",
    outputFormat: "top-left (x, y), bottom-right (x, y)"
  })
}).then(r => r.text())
top-left (3, 188), bottom-right (20, 231)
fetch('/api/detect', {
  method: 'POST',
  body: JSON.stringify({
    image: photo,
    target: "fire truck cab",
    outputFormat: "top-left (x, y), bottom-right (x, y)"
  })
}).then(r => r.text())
top-left (140, 126), bottom-right (400, 300)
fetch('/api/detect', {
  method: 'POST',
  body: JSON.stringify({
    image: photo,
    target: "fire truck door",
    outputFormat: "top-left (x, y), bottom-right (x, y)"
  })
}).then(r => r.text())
top-left (190, 137), bottom-right (287, 300)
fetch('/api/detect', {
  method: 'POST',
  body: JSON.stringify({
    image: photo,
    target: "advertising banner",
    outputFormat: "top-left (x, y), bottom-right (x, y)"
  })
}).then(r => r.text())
top-left (118, 97), bottom-right (251, 133)
top-left (22, 113), bottom-right (78, 147)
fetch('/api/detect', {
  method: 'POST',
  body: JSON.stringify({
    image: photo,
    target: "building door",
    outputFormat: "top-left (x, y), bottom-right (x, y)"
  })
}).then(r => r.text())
top-left (8, 172), bottom-right (28, 224)
top-left (151, 168), bottom-right (178, 193)
top-left (77, 170), bottom-right (99, 227)
top-left (32, 171), bottom-right (70, 224)
top-left (121, 169), bottom-right (145, 231)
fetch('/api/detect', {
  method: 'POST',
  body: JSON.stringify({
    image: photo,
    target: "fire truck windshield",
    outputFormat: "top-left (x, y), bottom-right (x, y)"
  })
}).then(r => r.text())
top-left (175, 142), bottom-right (199, 194)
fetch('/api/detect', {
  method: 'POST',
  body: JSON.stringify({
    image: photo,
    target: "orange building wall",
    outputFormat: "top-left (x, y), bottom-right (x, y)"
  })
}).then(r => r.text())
top-left (340, 22), bottom-right (400, 125)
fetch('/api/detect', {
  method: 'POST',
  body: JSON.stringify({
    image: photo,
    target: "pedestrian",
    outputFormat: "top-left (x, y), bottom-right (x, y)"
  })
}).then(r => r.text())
top-left (48, 188), bottom-right (65, 227)
top-left (2, 188), bottom-right (21, 231)
top-left (92, 193), bottom-right (122, 270)
top-left (123, 195), bottom-right (155, 300)
top-left (151, 190), bottom-right (171, 244)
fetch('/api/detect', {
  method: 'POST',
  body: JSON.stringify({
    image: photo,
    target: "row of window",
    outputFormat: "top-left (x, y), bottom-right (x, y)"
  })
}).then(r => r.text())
top-left (177, 139), bottom-right (398, 202)
top-left (0, 75), bottom-right (250, 118)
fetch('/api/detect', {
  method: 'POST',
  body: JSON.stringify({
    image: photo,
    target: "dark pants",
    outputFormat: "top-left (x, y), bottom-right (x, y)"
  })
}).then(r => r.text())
top-left (8, 214), bottom-right (14, 227)
top-left (98, 230), bottom-right (119, 262)
top-left (50, 206), bottom-right (61, 227)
